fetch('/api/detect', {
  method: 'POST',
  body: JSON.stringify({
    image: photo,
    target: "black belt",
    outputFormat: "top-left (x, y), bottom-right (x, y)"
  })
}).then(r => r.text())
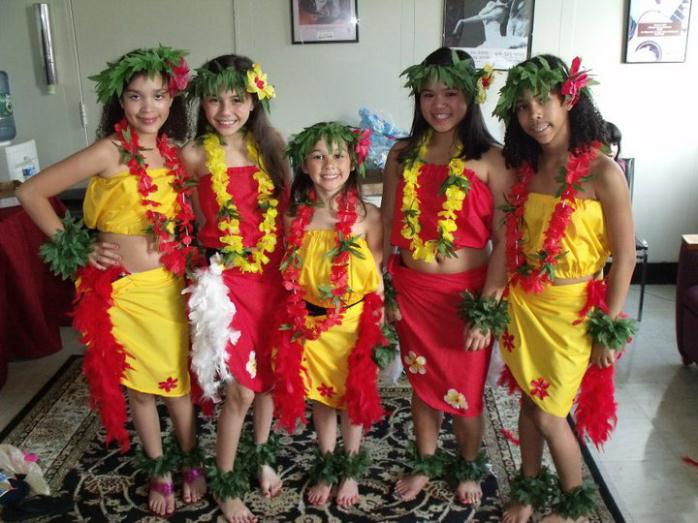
top-left (305, 298), bottom-right (365, 317)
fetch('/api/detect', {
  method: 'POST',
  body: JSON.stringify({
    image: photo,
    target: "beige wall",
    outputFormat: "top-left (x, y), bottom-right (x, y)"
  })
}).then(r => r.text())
top-left (1, 0), bottom-right (696, 262)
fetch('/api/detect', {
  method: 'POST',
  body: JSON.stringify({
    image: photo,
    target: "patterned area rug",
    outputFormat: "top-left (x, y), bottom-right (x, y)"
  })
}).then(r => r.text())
top-left (1, 356), bottom-right (620, 522)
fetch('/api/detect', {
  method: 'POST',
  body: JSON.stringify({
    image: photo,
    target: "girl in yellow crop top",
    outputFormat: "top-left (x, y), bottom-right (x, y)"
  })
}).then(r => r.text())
top-left (273, 122), bottom-right (385, 509)
top-left (17, 47), bottom-right (205, 518)
top-left (493, 55), bottom-right (636, 523)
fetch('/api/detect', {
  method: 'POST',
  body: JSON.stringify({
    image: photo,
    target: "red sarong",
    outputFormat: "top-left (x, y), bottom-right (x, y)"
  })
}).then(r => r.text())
top-left (392, 262), bottom-right (491, 417)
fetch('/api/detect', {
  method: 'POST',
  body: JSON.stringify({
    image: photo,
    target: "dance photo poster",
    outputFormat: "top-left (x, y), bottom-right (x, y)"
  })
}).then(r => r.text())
top-left (442, 0), bottom-right (535, 69)
top-left (625, 0), bottom-right (692, 63)
top-left (291, 0), bottom-right (359, 44)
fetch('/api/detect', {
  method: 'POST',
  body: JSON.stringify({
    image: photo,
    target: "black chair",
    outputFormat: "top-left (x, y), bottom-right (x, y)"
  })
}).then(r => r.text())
top-left (621, 158), bottom-right (648, 321)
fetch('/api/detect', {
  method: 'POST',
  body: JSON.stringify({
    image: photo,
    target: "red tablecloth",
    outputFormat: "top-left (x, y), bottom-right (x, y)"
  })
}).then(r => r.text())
top-left (0, 199), bottom-right (74, 389)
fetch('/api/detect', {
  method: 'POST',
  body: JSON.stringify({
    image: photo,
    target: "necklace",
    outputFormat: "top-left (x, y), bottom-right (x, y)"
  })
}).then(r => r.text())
top-left (503, 143), bottom-right (600, 293)
top-left (400, 132), bottom-right (473, 262)
top-left (202, 132), bottom-right (279, 273)
top-left (114, 119), bottom-right (198, 275)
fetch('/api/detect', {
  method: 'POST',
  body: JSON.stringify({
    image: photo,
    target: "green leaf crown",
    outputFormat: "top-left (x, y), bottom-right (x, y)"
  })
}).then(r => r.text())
top-left (89, 45), bottom-right (188, 104)
top-left (285, 121), bottom-right (365, 176)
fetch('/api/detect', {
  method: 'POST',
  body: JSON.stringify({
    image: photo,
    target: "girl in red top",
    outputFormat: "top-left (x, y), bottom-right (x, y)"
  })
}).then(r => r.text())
top-left (182, 54), bottom-right (289, 523)
top-left (382, 47), bottom-right (512, 505)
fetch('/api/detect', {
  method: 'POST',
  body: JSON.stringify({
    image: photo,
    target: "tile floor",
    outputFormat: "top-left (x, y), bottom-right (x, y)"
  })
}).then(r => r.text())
top-left (1, 284), bottom-right (697, 522)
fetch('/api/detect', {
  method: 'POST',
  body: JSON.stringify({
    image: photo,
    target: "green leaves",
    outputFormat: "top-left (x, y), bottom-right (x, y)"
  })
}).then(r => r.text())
top-left (586, 308), bottom-right (638, 349)
top-left (400, 50), bottom-right (480, 100)
top-left (445, 450), bottom-right (489, 485)
top-left (39, 212), bottom-right (93, 280)
top-left (458, 291), bottom-right (510, 337)
top-left (372, 323), bottom-right (399, 370)
top-left (285, 122), bottom-right (361, 175)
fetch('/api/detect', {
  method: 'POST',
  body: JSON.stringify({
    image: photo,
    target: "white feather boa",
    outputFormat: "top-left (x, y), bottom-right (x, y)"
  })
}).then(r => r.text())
top-left (184, 255), bottom-right (240, 402)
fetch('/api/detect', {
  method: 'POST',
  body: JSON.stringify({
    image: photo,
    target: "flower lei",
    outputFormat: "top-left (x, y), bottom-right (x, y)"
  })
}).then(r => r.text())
top-left (503, 142), bottom-right (600, 293)
top-left (400, 133), bottom-right (473, 262)
top-left (114, 118), bottom-right (198, 276)
top-left (202, 133), bottom-right (279, 273)
top-left (280, 189), bottom-right (360, 340)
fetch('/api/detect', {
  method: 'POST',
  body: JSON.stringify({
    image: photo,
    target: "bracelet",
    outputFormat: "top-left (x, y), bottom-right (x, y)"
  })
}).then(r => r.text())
top-left (445, 450), bottom-right (489, 485)
top-left (373, 323), bottom-right (399, 370)
top-left (39, 212), bottom-right (93, 280)
top-left (206, 460), bottom-right (250, 500)
top-left (586, 308), bottom-right (637, 349)
top-left (333, 447), bottom-right (371, 480)
top-left (552, 483), bottom-right (596, 519)
top-left (383, 272), bottom-right (398, 311)
top-left (458, 291), bottom-right (510, 337)
top-left (508, 466), bottom-right (558, 510)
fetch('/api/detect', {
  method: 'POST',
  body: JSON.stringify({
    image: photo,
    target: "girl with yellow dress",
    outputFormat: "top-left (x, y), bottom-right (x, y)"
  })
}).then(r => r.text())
top-left (181, 54), bottom-right (289, 523)
top-left (492, 55), bottom-right (637, 523)
top-left (273, 122), bottom-right (384, 508)
top-left (16, 46), bottom-right (206, 518)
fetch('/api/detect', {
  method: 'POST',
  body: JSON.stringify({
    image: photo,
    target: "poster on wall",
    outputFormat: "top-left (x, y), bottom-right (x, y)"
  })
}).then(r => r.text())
top-left (291, 0), bottom-right (359, 44)
top-left (625, 0), bottom-right (692, 63)
top-left (442, 0), bottom-right (535, 69)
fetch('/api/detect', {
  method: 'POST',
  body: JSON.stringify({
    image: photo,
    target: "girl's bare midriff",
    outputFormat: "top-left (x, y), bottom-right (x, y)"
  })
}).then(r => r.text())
top-left (99, 231), bottom-right (162, 273)
top-left (399, 245), bottom-right (489, 274)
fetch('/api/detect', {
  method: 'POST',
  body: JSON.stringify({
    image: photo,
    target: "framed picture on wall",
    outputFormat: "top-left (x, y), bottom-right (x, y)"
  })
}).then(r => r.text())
top-left (291, 0), bottom-right (359, 44)
top-left (625, 0), bottom-right (692, 63)
top-left (442, 0), bottom-right (535, 70)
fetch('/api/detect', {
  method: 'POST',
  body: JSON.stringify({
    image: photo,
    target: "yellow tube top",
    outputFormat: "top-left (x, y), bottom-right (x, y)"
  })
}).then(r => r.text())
top-left (522, 193), bottom-right (610, 279)
top-left (298, 230), bottom-right (380, 307)
top-left (83, 168), bottom-right (179, 235)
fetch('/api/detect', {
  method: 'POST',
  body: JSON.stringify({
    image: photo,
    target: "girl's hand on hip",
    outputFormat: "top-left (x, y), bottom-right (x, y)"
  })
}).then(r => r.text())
top-left (88, 241), bottom-right (121, 270)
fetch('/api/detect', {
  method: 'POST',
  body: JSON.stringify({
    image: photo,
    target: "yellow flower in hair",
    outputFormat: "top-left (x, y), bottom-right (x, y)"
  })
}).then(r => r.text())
top-left (246, 63), bottom-right (275, 100)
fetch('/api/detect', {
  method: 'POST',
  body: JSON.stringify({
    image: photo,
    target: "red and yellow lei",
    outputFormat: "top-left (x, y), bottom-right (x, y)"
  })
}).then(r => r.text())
top-left (400, 133), bottom-right (474, 262)
top-left (114, 118), bottom-right (198, 276)
top-left (202, 133), bottom-right (279, 273)
top-left (503, 142), bottom-right (600, 293)
top-left (273, 189), bottom-right (384, 432)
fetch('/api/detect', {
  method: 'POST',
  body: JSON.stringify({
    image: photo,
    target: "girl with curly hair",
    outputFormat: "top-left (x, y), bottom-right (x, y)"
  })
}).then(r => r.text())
top-left (493, 55), bottom-right (636, 523)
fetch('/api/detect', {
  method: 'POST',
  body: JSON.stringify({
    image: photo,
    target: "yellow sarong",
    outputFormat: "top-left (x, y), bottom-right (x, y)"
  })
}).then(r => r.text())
top-left (500, 194), bottom-right (610, 417)
top-left (298, 230), bottom-right (380, 409)
top-left (109, 267), bottom-right (190, 396)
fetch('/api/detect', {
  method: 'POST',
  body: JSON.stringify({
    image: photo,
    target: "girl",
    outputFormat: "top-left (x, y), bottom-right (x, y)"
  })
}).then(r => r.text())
top-left (492, 55), bottom-right (636, 523)
top-left (273, 122), bottom-right (384, 508)
top-left (16, 46), bottom-right (206, 518)
top-left (382, 47), bottom-right (511, 505)
top-left (181, 54), bottom-right (288, 523)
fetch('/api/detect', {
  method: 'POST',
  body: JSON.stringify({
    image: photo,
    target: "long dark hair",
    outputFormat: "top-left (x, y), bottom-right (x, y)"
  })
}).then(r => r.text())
top-left (604, 121), bottom-right (622, 161)
top-left (501, 54), bottom-right (606, 170)
top-left (95, 50), bottom-right (189, 142)
top-left (193, 54), bottom-right (288, 196)
top-left (398, 47), bottom-right (498, 165)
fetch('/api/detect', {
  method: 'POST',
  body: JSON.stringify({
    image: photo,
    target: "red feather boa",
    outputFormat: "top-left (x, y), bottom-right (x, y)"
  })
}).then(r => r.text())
top-left (345, 292), bottom-right (385, 429)
top-left (574, 364), bottom-right (617, 448)
top-left (73, 265), bottom-right (131, 453)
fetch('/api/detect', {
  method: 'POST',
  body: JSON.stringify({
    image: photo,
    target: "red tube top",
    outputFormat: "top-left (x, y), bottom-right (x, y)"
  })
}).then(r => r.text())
top-left (390, 163), bottom-right (493, 250)
top-left (197, 166), bottom-right (287, 271)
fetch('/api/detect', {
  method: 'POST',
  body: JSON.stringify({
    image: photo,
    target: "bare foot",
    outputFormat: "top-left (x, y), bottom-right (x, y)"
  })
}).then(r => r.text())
top-left (307, 480), bottom-right (332, 506)
top-left (336, 477), bottom-right (359, 507)
top-left (149, 474), bottom-right (175, 518)
top-left (216, 496), bottom-right (257, 523)
top-left (502, 502), bottom-right (534, 523)
top-left (456, 479), bottom-right (482, 505)
top-left (394, 474), bottom-right (429, 501)
top-left (258, 464), bottom-right (283, 498)
top-left (540, 514), bottom-right (589, 523)
top-left (182, 467), bottom-right (207, 504)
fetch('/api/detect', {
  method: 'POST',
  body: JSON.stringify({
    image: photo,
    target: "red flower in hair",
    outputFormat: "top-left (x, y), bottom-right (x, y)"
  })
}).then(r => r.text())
top-left (353, 128), bottom-right (372, 166)
top-left (560, 56), bottom-right (589, 107)
top-left (168, 57), bottom-right (190, 96)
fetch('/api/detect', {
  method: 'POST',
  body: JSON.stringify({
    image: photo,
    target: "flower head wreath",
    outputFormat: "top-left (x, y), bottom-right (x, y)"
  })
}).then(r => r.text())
top-left (187, 62), bottom-right (276, 112)
top-left (89, 45), bottom-right (190, 104)
top-left (285, 121), bottom-right (372, 178)
top-left (492, 55), bottom-right (596, 121)
top-left (400, 49), bottom-right (495, 104)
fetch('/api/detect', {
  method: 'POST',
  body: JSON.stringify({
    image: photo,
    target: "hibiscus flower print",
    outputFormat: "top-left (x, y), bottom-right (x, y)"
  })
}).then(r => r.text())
top-left (158, 377), bottom-right (178, 393)
top-left (404, 351), bottom-right (426, 375)
top-left (246, 351), bottom-right (257, 379)
top-left (530, 377), bottom-right (550, 400)
top-left (444, 388), bottom-right (468, 411)
top-left (501, 331), bottom-right (515, 352)
top-left (317, 383), bottom-right (336, 398)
